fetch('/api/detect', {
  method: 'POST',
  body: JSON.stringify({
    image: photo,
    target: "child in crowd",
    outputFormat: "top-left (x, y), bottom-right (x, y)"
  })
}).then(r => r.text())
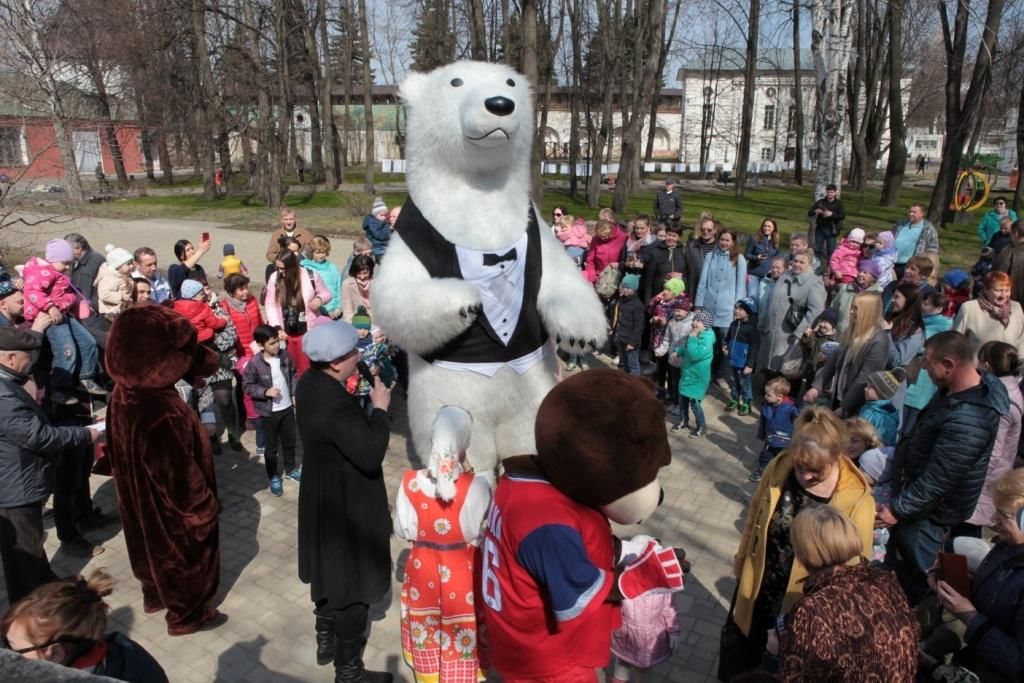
top-left (173, 279), bottom-right (227, 343)
top-left (971, 247), bottom-right (996, 298)
top-left (989, 216), bottom-right (1014, 256)
top-left (671, 309), bottom-right (715, 439)
top-left (871, 231), bottom-right (898, 287)
top-left (724, 297), bottom-right (759, 415)
top-left (828, 227), bottom-right (865, 284)
top-left (843, 417), bottom-right (882, 462)
top-left (859, 369), bottom-right (904, 446)
top-left (363, 197), bottom-right (391, 262)
top-left (859, 441), bottom-right (895, 564)
top-left (217, 243), bottom-right (248, 279)
top-left (649, 278), bottom-right (691, 399)
top-left (342, 236), bottom-right (374, 278)
top-left (223, 273), bottom-right (266, 455)
top-left (655, 295), bottom-right (694, 412)
top-left (613, 273), bottom-right (645, 376)
top-left (750, 376), bottom-right (799, 482)
top-left (555, 215), bottom-right (591, 267)
top-left (23, 239), bottom-right (106, 405)
top-left (395, 410), bottom-right (491, 682)
top-left (610, 578), bottom-right (682, 683)
top-left (242, 325), bottom-right (300, 497)
top-left (301, 235), bottom-right (343, 320)
top-left (346, 307), bottom-right (397, 410)
top-left (798, 310), bottom-right (839, 398)
top-left (95, 244), bottom-right (134, 319)
top-left (941, 269), bottom-right (970, 317)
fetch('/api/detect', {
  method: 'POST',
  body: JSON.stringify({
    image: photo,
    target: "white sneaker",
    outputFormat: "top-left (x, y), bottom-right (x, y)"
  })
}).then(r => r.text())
top-left (255, 446), bottom-right (265, 459)
top-left (565, 361), bottom-right (577, 371)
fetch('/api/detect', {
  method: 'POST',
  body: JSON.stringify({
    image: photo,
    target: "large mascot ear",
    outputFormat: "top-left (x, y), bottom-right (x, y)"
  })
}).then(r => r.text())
top-left (399, 71), bottom-right (430, 105)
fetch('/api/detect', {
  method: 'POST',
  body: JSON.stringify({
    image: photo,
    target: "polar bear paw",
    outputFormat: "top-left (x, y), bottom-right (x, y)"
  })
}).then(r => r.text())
top-left (542, 299), bottom-right (609, 354)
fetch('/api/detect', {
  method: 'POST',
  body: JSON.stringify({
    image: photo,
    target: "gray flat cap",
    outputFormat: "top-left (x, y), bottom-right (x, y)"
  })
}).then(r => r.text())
top-left (302, 320), bottom-right (358, 362)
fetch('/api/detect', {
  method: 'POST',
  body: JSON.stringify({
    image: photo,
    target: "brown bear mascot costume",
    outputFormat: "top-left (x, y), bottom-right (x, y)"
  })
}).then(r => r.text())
top-left (106, 305), bottom-right (224, 635)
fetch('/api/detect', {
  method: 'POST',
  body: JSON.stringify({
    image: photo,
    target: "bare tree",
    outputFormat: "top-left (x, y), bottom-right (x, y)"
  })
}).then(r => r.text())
top-left (792, 0), bottom-right (805, 184)
top-left (733, 0), bottom-right (760, 198)
top-left (880, 0), bottom-right (908, 206)
top-left (810, 0), bottom-right (856, 198)
top-left (927, 0), bottom-right (1006, 225)
top-left (521, 0), bottom-right (541, 201)
top-left (357, 0), bottom-right (375, 193)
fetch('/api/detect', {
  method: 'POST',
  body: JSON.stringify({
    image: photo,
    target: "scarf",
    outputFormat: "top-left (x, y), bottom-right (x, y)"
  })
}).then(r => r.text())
top-left (979, 290), bottom-right (1011, 327)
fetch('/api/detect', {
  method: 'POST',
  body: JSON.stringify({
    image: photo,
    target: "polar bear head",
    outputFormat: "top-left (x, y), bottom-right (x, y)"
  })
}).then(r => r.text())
top-left (399, 61), bottom-right (533, 191)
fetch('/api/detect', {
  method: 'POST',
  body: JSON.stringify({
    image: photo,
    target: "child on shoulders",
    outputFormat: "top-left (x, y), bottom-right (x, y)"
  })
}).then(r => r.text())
top-left (828, 228), bottom-right (865, 284)
top-left (217, 244), bottom-right (249, 280)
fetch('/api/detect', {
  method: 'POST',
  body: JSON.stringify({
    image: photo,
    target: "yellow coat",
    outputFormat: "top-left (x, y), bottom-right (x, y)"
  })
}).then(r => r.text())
top-left (731, 452), bottom-right (874, 635)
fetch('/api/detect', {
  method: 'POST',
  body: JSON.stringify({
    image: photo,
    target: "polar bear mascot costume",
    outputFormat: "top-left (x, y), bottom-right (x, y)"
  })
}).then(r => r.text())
top-left (372, 61), bottom-right (607, 480)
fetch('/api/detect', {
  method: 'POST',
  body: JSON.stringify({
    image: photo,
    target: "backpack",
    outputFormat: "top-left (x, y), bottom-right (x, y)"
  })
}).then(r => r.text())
top-left (595, 263), bottom-right (623, 298)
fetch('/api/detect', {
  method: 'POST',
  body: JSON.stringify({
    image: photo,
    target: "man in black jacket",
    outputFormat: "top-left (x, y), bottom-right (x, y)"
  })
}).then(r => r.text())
top-left (878, 331), bottom-right (1009, 604)
top-left (644, 225), bottom-right (687, 304)
top-left (807, 184), bottom-right (845, 263)
top-left (0, 327), bottom-right (99, 603)
top-left (65, 233), bottom-right (110, 347)
top-left (682, 217), bottom-right (719, 301)
top-left (653, 179), bottom-right (682, 227)
top-left (296, 320), bottom-right (393, 682)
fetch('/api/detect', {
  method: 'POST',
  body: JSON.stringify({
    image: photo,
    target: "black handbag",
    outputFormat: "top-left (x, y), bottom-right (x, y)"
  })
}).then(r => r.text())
top-left (282, 307), bottom-right (307, 335)
top-left (781, 280), bottom-right (806, 334)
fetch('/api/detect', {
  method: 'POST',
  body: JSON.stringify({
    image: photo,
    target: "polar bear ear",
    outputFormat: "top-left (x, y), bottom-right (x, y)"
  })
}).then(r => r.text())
top-left (399, 72), bottom-right (430, 105)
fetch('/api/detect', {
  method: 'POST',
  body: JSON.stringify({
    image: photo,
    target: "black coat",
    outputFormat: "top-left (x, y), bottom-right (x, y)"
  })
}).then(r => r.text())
top-left (644, 241), bottom-right (688, 303)
top-left (890, 372), bottom-right (1009, 527)
top-left (807, 197), bottom-right (846, 236)
top-left (614, 294), bottom-right (646, 347)
top-left (71, 249), bottom-right (104, 307)
top-left (683, 237), bottom-right (717, 302)
top-left (296, 369), bottom-right (392, 607)
top-left (93, 632), bottom-right (169, 682)
top-left (653, 189), bottom-right (682, 221)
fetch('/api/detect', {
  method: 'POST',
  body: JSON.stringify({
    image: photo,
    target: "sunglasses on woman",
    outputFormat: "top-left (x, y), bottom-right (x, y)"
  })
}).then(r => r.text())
top-left (552, 212), bottom-right (563, 218)
top-left (2, 634), bottom-right (89, 654)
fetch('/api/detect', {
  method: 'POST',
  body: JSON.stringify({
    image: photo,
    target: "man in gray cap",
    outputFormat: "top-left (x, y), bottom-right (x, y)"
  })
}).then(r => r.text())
top-left (0, 327), bottom-right (102, 602)
top-left (295, 321), bottom-right (393, 681)
top-left (654, 178), bottom-right (682, 227)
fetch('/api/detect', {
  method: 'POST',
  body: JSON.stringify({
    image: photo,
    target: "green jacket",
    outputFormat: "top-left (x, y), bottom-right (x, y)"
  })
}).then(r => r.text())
top-left (674, 328), bottom-right (715, 399)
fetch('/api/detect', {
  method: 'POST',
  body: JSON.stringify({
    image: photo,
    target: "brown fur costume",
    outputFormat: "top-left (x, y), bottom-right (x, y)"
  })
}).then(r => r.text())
top-left (106, 305), bottom-right (221, 635)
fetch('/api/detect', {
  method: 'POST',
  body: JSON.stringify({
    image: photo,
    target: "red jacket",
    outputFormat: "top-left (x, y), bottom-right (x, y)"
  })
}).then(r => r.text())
top-left (583, 226), bottom-right (629, 284)
top-left (172, 299), bottom-right (227, 343)
top-left (225, 296), bottom-right (263, 357)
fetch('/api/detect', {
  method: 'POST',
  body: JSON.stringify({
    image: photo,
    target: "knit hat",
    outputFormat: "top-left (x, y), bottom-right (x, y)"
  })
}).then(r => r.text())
top-left (848, 228), bottom-right (865, 244)
top-left (620, 273), bottom-right (640, 292)
top-left (223, 243), bottom-right (236, 256)
top-left (665, 178), bottom-right (677, 186)
top-left (943, 268), bottom-right (970, 290)
top-left (180, 279), bottom-right (204, 300)
top-left (866, 368), bottom-right (906, 400)
top-left (0, 280), bottom-right (15, 299)
top-left (815, 308), bottom-right (839, 329)
top-left (44, 239), bottom-right (74, 264)
top-left (371, 197), bottom-right (387, 216)
top-left (736, 297), bottom-right (758, 315)
top-left (980, 247), bottom-right (995, 261)
top-left (663, 278), bottom-right (685, 297)
top-left (859, 447), bottom-right (892, 484)
top-left (352, 305), bottom-right (372, 330)
top-left (877, 231), bottom-right (895, 249)
top-left (857, 259), bottom-right (881, 280)
top-left (104, 244), bottom-right (133, 270)
top-left (694, 309), bottom-right (714, 328)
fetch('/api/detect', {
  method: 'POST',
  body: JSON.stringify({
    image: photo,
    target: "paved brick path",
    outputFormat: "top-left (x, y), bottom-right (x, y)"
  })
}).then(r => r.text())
top-left (3, 214), bottom-right (761, 682)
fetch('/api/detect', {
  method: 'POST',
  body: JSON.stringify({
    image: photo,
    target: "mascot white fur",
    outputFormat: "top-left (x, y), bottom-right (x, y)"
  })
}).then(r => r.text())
top-left (372, 61), bottom-right (607, 478)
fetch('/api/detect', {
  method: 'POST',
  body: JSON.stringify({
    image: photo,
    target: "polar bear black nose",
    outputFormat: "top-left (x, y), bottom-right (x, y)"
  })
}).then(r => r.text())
top-left (485, 96), bottom-right (515, 116)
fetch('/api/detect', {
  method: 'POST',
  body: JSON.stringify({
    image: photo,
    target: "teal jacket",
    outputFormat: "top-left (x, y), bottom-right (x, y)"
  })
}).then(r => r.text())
top-left (859, 400), bottom-right (899, 447)
top-left (978, 209), bottom-right (1017, 246)
top-left (674, 328), bottom-right (715, 400)
top-left (903, 312), bottom-right (954, 410)
top-left (301, 258), bottom-right (342, 314)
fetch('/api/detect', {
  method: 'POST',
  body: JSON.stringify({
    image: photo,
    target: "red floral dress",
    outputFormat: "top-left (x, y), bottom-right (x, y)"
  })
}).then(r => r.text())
top-left (399, 471), bottom-right (487, 682)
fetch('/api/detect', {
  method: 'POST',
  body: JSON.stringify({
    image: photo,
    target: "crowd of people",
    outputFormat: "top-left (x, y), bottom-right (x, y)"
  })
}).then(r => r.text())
top-left (0, 184), bottom-right (1023, 682)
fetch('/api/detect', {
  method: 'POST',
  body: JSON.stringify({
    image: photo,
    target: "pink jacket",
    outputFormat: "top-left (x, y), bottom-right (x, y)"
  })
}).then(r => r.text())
top-left (583, 226), bottom-right (628, 283)
top-left (264, 268), bottom-right (332, 331)
top-left (611, 591), bottom-right (680, 668)
top-left (968, 375), bottom-right (1023, 526)
top-left (22, 256), bottom-right (77, 321)
top-left (557, 218), bottom-right (592, 249)
top-left (829, 238), bottom-right (862, 283)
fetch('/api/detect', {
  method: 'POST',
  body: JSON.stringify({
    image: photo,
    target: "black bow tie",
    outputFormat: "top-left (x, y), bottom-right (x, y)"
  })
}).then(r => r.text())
top-left (483, 249), bottom-right (517, 267)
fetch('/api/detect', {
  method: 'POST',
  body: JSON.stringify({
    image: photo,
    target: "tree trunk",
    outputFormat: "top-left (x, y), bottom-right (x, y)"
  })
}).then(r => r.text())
top-left (469, 0), bottom-right (487, 60)
top-left (190, 0), bottom-right (220, 200)
top-left (319, 0), bottom-right (340, 189)
top-left (880, 0), bottom-right (907, 206)
top-left (86, 62), bottom-right (129, 188)
top-left (792, 0), bottom-right (804, 185)
top-left (643, 0), bottom-right (681, 169)
top-left (568, 0), bottom-right (585, 199)
top-left (1014, 79), bottom-right (1024, 214)
top-left (357, 0), bottom-right (375, 193)
top-left (613, 0), bottom-right (666, 213)
top-left (811, 0), bottom-right (856, 198)
top-left (521, 0), bottom-right (542, 202)
top-left (734, 0), bottom-right (760, 198)
top-left (927, 0), bottom-right (1005, 226)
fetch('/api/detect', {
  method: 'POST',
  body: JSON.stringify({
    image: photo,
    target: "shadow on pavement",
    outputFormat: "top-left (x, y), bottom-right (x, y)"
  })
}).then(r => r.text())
top-left (215, 635), bottom-right (307, 682)
top-left (213, 448), bottom-right (262, 600)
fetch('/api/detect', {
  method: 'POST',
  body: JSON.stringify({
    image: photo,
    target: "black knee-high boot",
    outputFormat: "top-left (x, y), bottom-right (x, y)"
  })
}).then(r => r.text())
top-left (334, 637), bottom-right (393, 683)
top-left (315, 614), bottom-right (336, 666)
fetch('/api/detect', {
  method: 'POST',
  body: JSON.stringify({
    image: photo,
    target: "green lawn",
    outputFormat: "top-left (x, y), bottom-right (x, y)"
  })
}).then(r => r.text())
top-left (72, 180), bottom-right (985, 270)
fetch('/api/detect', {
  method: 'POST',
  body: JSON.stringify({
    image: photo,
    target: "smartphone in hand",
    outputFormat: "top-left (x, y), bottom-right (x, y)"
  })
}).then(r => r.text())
top-left (201, 231), bottom-right (210, 243)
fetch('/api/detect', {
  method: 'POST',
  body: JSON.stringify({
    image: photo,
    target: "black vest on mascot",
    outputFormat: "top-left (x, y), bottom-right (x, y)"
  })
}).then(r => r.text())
top-left (394, 197), bottom-right (547, 365)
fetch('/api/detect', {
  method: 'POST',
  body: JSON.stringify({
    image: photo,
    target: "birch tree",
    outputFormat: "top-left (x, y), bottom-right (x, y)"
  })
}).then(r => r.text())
top-left (810, 0), bottom-right (856, 198)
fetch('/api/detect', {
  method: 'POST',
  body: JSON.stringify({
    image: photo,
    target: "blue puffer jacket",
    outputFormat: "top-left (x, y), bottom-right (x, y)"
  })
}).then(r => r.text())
top-left (744, 235), bottom-right (779, 278)
top-left (757, 397), bottom-right (800, 448)
top-left (963, 541), bottom-right (1024, 682)
top-left (362, 214), bottom-right (391, 257)
top-left (890, 372), bottom-right (1009, 527)
top-left (695, 248), bottom-right (746, 328)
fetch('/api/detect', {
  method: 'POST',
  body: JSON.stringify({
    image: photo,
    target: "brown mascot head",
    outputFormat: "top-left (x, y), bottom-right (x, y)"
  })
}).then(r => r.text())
top-left (107, 304), bottom-right (217, 390)
top-left (534, 369), bottom-right (671, 524)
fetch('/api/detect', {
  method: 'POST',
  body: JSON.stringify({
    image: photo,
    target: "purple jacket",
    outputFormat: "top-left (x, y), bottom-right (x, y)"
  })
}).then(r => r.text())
top-left (241, 351), bottom-right (297, 418)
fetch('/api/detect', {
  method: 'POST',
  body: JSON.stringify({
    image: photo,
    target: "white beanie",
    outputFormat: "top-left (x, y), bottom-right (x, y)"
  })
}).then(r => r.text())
top-left (105, 244), bottom-right (133, 270)
top-left (371, 197), bottom-right (387, 216)
top-left (848, 228), bottom-right (865, 244)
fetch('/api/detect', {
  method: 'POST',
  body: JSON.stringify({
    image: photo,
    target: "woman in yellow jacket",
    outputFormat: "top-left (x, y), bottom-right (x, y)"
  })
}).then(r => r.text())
top-left (718, 406), bottom-right (875, 681)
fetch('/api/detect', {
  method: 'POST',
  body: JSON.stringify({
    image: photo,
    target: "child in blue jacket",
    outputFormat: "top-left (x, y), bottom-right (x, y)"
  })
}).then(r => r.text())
top-left (724, 297), bottom-right (759, 415)
top-left (750, 376), bottom-right (800, 481)
top-left (859, 369), bottom-right (903, 446)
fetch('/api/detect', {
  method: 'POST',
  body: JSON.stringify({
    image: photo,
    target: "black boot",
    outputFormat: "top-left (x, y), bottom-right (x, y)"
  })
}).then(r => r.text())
top-left (334, 638), bottom-right (393, 683)
top-left (315, 614), bottom-right (336, 666)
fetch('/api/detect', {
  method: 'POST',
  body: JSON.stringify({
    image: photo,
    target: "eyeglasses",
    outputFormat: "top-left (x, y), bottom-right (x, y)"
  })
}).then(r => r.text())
top-left (2, 634), bottom-right (89, 654)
